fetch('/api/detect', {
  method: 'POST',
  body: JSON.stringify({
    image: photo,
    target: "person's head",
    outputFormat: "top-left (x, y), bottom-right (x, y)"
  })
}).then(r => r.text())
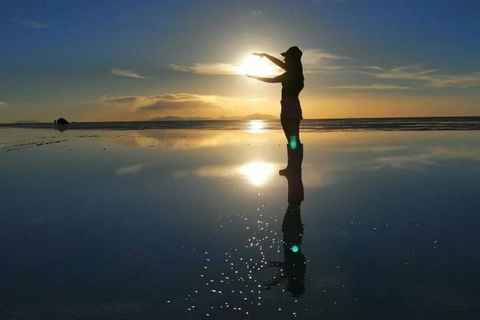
top-left (281, 46), bottom-right (303, 71)
top-left (281, 46), bottom-right (302, 60)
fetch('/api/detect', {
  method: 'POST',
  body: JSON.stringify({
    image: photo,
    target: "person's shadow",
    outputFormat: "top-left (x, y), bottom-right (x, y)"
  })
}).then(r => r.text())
top-left (249, 149), bottom-right (306, 298)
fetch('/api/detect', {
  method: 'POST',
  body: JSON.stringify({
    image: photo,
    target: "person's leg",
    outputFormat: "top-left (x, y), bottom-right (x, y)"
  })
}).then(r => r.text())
top-left (281, 117), bottom-right (301, 148)
top-left (280, 116), bottom-right (290, 142)
top-left (294, 118), bottom-right (301, 145)
top-left (280, 117), bottom-right (303, 175)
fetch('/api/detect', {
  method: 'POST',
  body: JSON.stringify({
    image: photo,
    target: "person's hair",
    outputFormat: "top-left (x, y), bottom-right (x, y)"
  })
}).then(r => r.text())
top-left (285, 57), bottom-right (303, 74)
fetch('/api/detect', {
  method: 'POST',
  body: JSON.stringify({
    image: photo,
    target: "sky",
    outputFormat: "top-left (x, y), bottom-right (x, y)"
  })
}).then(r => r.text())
top-left (1, 0), bottom-right (480, 122)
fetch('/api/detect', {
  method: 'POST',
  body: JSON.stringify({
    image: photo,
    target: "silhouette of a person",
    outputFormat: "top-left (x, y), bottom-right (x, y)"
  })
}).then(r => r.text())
top-left (247, 46), bottom-right (304, 174)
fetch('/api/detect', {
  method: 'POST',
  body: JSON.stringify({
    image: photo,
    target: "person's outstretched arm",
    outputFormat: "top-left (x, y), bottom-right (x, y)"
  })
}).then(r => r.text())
top-left (247, 74), bottom-right (284, 83)
top-left (253, 53), bottom-right (287, 70)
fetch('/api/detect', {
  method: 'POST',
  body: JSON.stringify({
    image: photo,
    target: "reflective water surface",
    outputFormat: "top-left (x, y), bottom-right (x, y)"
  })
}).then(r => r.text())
top-left (1, 126), bottom-right (480, 319)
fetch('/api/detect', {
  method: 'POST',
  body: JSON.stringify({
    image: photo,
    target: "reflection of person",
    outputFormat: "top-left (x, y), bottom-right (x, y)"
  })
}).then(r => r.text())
top-left (247, 46), bottom-right (304, 175)
top-left (250, 171), bottom-right (306, 298)
top-left (279, 172), bottom-right (306, 297)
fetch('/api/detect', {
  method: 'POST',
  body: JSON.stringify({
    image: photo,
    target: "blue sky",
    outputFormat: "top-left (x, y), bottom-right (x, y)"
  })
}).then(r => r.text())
top-left (1, 0), bottom-right (479, 122)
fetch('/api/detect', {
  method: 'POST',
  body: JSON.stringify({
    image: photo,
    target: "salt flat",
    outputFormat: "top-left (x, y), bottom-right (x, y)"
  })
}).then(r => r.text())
top-left (1, 125), bottom-right (479, 319)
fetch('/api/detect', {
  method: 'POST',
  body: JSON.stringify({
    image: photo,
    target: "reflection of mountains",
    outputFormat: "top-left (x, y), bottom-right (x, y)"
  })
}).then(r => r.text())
top-left (103, 130), bottom-right (269, 150)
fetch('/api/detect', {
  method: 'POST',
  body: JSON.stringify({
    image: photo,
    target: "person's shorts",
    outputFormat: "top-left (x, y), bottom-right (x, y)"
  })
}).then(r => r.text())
top-left (280, 97), bottom-right (303, 121)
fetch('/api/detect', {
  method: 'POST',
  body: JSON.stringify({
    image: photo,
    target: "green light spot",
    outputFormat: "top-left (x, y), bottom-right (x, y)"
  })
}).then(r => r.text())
top-left (291, 245), bottom-right (299, 253)
top-left (290, 136), bottom-right (297, 150)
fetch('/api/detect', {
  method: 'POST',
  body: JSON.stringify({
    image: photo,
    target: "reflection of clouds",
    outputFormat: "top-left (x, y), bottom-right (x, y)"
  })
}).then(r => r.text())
top-left (431, 147), bottom-right (480, 161)
top-left (116, 164), bottom-right (144, 175)
top-left (174, 162), bottom-right (330, 188)
top-left (239, 162), bottom-right (275, 186)
top-left (103, 130), bottom-right (269, 150)
top-left (373, 155), bottom-right (437, 170)
top-left (371, 147), bottom-right (480, 170)
top-left (195, 165), bottom-right (238, 178)
top-left (332, 146), bottom-right (408, 153)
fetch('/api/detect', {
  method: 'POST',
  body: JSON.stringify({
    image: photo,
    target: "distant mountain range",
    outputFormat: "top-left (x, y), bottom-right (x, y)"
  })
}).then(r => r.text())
top-left (15, 119), bottom-right (40, 124)
top-left (148, 113), bottom-right (277, 121)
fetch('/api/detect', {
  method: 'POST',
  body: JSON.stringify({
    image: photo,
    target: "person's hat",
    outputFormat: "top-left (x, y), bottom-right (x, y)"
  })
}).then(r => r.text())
top-left (281, 46), bottom-right (302, 59)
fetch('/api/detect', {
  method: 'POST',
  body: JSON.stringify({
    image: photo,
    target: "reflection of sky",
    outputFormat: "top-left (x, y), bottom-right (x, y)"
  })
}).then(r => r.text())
top-left (1, 128), bottom-right (480, 318)
top-left (239, 161), bottom-right (276, 186)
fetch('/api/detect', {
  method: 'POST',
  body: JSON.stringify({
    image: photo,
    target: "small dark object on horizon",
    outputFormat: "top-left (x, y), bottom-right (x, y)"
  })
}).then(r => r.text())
top-left (56, 118), bottom-right (69, 125)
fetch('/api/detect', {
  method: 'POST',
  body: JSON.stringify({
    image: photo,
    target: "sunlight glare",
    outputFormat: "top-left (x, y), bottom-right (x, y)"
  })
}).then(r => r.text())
top-left (247, 120), bottom-right (266, 133)
top-left (238, 55), bottom-right (280, 77)
top-left (239, 162), bottom-right (275, 186)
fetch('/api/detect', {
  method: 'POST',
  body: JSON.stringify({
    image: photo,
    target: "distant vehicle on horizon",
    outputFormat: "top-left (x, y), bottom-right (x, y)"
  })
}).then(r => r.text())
top-left (55, 118), bottom-right (69, 125)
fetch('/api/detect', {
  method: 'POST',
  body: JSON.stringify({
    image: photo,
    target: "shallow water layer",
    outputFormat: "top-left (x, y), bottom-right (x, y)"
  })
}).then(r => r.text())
top-left (1, 127), bottom-right (480, 319)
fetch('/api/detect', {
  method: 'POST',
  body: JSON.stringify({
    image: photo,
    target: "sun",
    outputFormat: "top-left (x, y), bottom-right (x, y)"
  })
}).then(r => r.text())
top-left (238, 55), bottom-right (281, 77)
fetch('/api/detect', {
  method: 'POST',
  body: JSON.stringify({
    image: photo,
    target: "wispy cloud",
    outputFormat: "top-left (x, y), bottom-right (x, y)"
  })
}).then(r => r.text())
top-left (116, 164), bottom-right (144, 175)
top-left (302, 48), bottom-right (352, 63)
top-left (170, 63), bottom-right (240, 75)
top-left (326, 85), bottom-right (413, 90)
top-left (170, 48), bottom-right (351, 76)
top-left (111, 68), bottom-right (146, 79)
top-left (360, 65), bottom-right (480, 88)
top-left (313, 0), bottom-right (347, 3)
top-left (428, 72), bottom-right (480, 88)
top-left (74, 93), bottom-right (271, 121)
top-left (95, 93), bottom-right (241, 113)
top-left (301, 49), bottom-right (352, 73)
top-left (17, 19), bottom-right (48, 29)
top-left (135, 93), bottom-right (224, 112)
top-left (250, 10), bottom-right (263, 17)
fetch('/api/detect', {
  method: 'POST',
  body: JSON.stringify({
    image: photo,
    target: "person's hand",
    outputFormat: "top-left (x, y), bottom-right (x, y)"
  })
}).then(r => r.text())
top-left (253, 53), bottom-right (266, 58)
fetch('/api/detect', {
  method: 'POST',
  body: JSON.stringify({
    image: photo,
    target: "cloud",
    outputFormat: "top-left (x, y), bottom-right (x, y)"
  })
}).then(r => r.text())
top-left (169, 63), bottom-right (240, 75)
top-left (17, 19), bottom-right (48, 29)
top-left (136, 93), bottom-right (223, 112)
top-left (74, 93), bottom-right (268, 121)
top-left (116, 164), bottom-right (144, 175)
top-left (111, 68), bottom-right (146, 79)
top-left (313, 0), bottom-right (347, 3)
top-left (301, 49), bottom-right (352, 73)
top-left (302, 49), bottom-right (352, 63)
top-left (326, 85), bottom-right (413, 90)
top-left (360, 65), bottom-right (480, 88)
top-left (97, 93), bottom-right (227, 112)
top-left (0, 101), bottom-right (6, 107)
top-left (170, 48), bottom-right (351, 75)
top-left (250, 10), bottom-right (263, 17)
top-left (428, 72), bottom-right (480, 88)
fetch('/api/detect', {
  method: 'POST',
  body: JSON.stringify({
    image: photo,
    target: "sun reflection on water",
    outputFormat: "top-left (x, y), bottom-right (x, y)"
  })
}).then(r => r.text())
top-left (239, 161), bottom-right (275, 186)
top-left (246, 120), bottom-right (267, 134)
